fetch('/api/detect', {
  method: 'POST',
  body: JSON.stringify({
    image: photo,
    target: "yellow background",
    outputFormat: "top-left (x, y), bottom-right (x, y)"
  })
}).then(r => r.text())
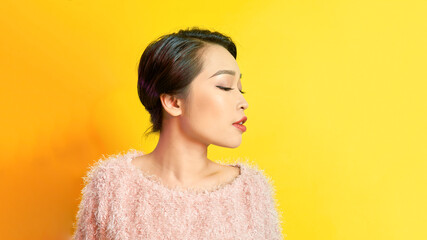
top-left (1, 0), bottom-right (426, 239)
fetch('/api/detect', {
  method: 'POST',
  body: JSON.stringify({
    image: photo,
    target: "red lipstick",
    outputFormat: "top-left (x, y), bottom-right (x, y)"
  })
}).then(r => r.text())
top-left (233, 116), bottom-right (247, 132)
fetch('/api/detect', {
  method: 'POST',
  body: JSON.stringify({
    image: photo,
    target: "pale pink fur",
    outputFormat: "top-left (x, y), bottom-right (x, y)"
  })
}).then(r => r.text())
top-left (72, 149), bottom-right (285, 239)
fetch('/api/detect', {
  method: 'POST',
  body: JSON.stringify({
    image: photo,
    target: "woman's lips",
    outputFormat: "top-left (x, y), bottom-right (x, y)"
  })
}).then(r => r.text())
top-left (233, 123), bottom-right (246, 132)
top-left (233, 116), bottom-right (247, 124)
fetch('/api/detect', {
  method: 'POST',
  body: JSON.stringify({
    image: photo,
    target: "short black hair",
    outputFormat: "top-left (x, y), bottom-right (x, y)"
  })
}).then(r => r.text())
top-left (137, 27), bottom-right (237, 137)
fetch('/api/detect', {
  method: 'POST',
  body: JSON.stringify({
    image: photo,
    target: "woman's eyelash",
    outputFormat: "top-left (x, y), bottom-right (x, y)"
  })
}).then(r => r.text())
top-left (217, 86), bottom-right (246, 94)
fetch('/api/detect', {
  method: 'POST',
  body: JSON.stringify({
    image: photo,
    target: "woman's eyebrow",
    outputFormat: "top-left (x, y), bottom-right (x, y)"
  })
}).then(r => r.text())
top-left (208, 70), bottom-right (242, 79)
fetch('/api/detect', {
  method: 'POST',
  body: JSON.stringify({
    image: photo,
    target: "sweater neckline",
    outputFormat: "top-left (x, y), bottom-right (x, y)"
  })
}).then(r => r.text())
top-left (123, 149), bottom-right (246, 196)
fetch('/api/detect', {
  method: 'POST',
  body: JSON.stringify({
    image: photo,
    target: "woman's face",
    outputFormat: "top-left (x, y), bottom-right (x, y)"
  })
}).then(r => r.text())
top-left (180, 43), bottom-right (249, 148)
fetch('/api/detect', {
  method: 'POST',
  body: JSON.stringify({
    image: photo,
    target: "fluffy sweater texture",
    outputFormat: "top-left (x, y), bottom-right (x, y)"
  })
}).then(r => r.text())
top-left (72, 149), bottom-right (284, 240)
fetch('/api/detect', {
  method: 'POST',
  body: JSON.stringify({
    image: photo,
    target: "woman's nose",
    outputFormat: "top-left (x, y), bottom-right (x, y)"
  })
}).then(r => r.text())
top-left (239, 96), bottom-right (249, 110)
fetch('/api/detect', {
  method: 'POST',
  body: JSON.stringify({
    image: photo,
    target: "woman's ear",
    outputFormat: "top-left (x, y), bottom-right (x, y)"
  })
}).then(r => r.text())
top-left (159, 93), bottom-right (183, 117)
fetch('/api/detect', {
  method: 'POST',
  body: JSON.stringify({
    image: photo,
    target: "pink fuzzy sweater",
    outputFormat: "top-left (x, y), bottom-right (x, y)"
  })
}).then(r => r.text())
top-left (72, 149), bottom-right (284, 239)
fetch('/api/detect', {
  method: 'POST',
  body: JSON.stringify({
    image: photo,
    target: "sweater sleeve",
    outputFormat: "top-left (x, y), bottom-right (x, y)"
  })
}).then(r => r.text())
top-left (258, 172), bottom-right (285, 240)
top-left (72, 162), bottom-right (108, 240)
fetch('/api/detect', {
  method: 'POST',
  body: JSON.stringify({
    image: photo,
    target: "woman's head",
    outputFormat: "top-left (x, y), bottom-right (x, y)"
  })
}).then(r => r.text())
top-left (138, 27), bottom-right (248, 147)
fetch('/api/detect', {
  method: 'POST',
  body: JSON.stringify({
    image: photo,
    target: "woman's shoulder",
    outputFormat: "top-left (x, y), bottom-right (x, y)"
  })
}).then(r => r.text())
top-left (218, 157), bottom-right (277, 192)
top-left (81, 149), bottom-right (139, 187)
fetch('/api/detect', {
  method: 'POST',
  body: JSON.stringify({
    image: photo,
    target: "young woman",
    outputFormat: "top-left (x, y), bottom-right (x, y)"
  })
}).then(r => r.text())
top-left (72, 27), bottom-right (284, 239)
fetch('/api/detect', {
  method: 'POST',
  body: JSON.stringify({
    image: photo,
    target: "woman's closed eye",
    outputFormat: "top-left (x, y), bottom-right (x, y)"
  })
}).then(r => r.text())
top-left (216, 86), bottom-right (246, 94)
